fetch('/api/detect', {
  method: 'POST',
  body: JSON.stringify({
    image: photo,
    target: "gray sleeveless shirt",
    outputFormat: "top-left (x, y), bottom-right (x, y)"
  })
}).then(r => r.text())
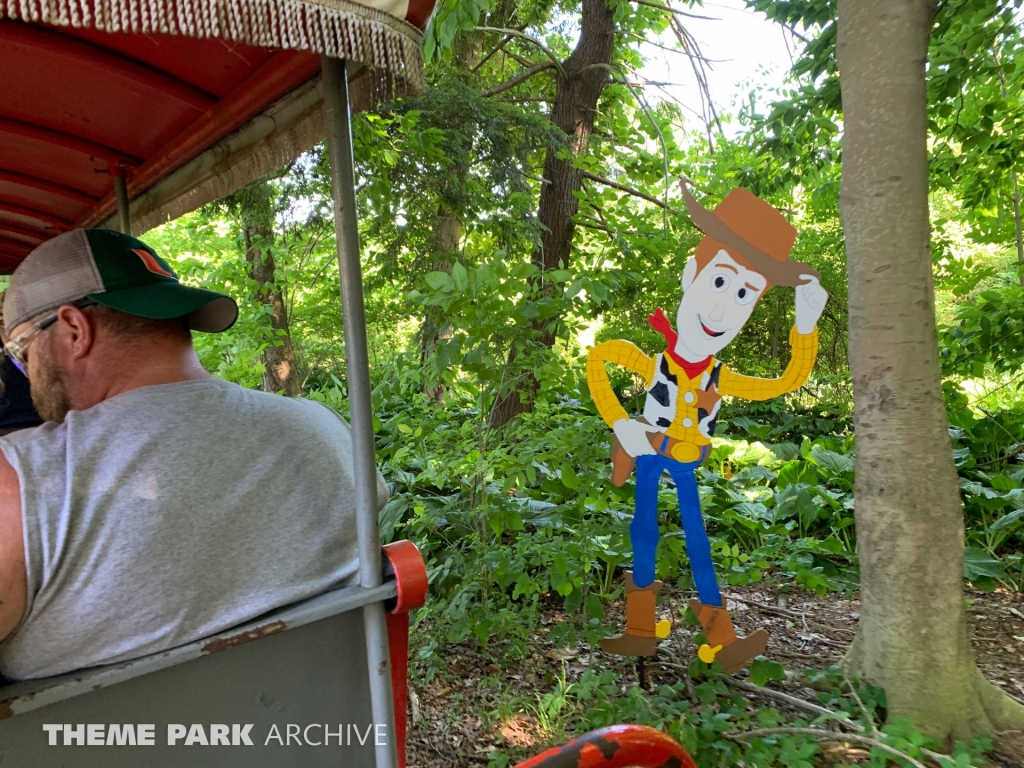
top-left (0, 379), bottom-right (386, 680)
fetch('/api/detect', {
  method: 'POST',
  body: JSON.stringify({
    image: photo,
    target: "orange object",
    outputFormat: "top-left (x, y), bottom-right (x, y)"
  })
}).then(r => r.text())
top-left (514, 724), bottom-right (698, 768)
top-left (683, 184), bottom-right (815, 288)
top-left (600, 572), bottom-right (664, 657)
top-left (383, 539), bottom-right (429, 614)
top-left (689, 599), bottom-right (768, 673)
top-left (383, 541), bottom-right (429, 768)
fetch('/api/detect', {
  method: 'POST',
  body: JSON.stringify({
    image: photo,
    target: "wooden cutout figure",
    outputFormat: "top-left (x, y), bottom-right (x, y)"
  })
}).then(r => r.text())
top-left (586, 186), bottom-right (828, 671)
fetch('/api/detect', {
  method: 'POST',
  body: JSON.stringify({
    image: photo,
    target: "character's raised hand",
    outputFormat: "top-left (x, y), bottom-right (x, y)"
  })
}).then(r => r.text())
top-left (795, 275), bottom-right (828, 334)
top-left (613, 418), bottom-right (662, 457)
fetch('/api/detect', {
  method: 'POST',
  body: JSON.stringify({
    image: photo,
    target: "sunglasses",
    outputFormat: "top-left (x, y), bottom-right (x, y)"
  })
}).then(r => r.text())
top-left (3, 299), bottom-right (97, 376)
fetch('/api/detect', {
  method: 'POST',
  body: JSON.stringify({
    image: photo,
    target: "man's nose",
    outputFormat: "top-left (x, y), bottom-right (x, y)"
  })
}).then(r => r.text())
top-left (708, 301), bottom-right (726, 323)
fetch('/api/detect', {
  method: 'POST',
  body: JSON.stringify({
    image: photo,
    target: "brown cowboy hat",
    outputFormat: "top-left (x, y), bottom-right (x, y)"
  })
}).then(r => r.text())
top-left (679, 180), bottom-right (819, 287)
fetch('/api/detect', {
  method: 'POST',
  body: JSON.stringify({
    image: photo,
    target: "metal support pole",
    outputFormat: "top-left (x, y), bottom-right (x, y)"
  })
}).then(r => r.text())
top-left (113, 171), bottom-right (131, 235)
top-left (321, 55), bottom-right (398, 768)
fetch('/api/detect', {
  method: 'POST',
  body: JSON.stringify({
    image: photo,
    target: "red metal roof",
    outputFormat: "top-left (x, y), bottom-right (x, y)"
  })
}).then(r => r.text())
top-left (0, 20), bottom-right (322, 270)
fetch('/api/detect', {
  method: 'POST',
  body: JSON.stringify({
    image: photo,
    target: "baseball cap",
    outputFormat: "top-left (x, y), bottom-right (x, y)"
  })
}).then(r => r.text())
top-left (3, 229), bottom-right (238, 335)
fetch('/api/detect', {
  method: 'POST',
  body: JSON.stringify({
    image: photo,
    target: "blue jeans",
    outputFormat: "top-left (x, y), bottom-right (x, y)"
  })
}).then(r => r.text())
top-left (631, 451), bottom-right (723, 607)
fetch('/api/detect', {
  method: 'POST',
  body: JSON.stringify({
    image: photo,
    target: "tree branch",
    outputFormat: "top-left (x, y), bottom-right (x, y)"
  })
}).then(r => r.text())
top-left (630, 0), bottom-right (718, 20)
top-left (471, 33), bottom-right (513, 72)
top-left (496, 97), bottom-right (554, 104)
top-left (579, 61), bottom-right (673, 229)
top-left (724, 678), bottom-right (853, 725)
top-left (725, 727), bottom-right (939, 768)
top-left (474, 27), bottom-right (567, 77)
top-left (582, 171), bottom-right (679, 215)
top-left (481, 61), bottom-right (558, 98)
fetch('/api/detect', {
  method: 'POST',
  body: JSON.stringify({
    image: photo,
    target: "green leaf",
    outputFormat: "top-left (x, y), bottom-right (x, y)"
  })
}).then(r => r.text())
top-left (560, 463), bottom-right (579, 489)
top-left (809, 445), bottom-right (855, 475)
top-left (963, 546), bottom-right (1007, 580)
top-left (989, 474), bottom-right (1018, 492)
top-left (564, 587), bottom-right (584, 614)
top-left (766, 442), bottom-right (801, 461)
top-left (777, 460), bottom-right (818, 488)
top-left (586, 593), bottom-right (605, 620)
top-left (748, 658), bottom-right (786, 686)
top-left (990, 508), bottom-right (1024, 533)
top-left (424, 271), bottom-right (452, 291)
top-left (451, 262), bottom-right (468, 292)
top-left (518, 303), bottom-right (541, 319)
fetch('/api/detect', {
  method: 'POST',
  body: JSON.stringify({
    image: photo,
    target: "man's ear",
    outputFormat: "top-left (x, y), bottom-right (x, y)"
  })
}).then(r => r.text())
top-left (56, 305), bottom-right (97, 361)
top-left (681, 257), bottom-right (698, 292)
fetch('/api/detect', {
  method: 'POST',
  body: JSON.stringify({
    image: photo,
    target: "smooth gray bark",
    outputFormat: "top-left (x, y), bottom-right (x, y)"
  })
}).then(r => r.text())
top-left (837, 0), bottom-right (1024, 743)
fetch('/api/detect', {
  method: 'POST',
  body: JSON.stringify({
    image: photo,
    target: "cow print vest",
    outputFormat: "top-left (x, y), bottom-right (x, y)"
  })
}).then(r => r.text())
top-left (642, 354), bottom-right (724, 440)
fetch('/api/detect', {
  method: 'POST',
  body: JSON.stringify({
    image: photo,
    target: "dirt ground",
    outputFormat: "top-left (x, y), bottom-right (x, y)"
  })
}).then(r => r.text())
top-left (406, 584), bottom-right (1024, 768)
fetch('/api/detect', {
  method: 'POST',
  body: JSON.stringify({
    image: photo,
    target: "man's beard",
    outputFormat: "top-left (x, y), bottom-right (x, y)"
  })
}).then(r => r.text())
top-left (30, 354), bottom-right (72, 424)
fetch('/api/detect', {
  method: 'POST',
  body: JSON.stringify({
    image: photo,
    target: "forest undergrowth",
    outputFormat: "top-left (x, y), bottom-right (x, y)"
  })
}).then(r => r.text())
top-left (360, 346), bottom-right (1024, 768)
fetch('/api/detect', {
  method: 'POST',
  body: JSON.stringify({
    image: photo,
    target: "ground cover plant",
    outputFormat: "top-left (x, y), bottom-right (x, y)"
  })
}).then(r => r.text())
top-left (146, 0), bottom-right (1024, 763)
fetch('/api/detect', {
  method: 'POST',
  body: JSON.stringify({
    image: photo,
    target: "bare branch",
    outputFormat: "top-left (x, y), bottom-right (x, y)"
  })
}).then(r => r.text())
top-left (471, 34), bottom-right (513, 72)
top-left (582, 171), bottom-right (679, 215)
top-left (724, 678), bottom-right (854, 725)
top-left (502, 49), bottom-right (535, 68)
top-left (496, 97), bottom-right (554, 103)
top-left (579, 61), bottom-right (673, 229)
top-left (481, 61), bottom-right (558, 98)
top-left (726, 727), bottom-right (932, 768)
top-left (575, 216), bottom-right (656, 239)
top-left (784, 23), bottom-right (810, 45)
top-left (631, 0), bottom-right (718, 20)
top-left (628, 32), bottom-right (729, 61)
top-left (474, 27), bottom-right (567, 77)
top-left (670, 16), bottom-right (725, 144)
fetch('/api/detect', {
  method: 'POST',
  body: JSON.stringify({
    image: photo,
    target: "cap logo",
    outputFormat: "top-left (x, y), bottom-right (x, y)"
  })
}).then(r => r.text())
top-left (133, 248), bottom-right (175, 279)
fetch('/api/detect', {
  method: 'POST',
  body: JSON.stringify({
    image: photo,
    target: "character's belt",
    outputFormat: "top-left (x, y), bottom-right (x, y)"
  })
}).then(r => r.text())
top-left (647, 432), bottom-right (706, 464)
top-left (610, 420), bottom-right (709, 487)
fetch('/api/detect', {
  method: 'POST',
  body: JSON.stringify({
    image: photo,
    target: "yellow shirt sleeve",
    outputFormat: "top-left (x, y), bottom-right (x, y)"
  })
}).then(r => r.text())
top-left (718, 326), bottom-right (818, 402)
top-left (586, 340), bottom-right (656, 428)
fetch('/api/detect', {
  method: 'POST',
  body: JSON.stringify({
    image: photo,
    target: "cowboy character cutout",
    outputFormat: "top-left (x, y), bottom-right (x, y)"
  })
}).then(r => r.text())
top-left (586, 185), bottom-right (828, 672)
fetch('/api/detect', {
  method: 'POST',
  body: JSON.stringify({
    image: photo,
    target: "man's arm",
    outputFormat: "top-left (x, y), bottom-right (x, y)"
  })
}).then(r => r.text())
top-left (0, 451), bottom-right (26, 643)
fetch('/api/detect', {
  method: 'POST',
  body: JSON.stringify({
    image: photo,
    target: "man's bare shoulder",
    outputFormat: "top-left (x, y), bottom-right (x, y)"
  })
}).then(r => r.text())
top-left (0, 447), bottom-right (25, 642)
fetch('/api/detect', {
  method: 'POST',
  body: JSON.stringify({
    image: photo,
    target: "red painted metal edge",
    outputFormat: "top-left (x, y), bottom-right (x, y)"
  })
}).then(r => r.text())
top-left (382, 540), bottom-right (428, 614)
top-left (76, 51), bottom-right (321, 229)
top-left (513, 725), bottom-right (698, 768)
top-left (382, 541), bottom-right (428, 768)
top-left (386, 611), bottom-right (410, 768)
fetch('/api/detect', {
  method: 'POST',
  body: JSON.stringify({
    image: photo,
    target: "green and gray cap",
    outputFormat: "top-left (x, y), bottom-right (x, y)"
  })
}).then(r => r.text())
top-left (3, 229), bottom-right (238, 335)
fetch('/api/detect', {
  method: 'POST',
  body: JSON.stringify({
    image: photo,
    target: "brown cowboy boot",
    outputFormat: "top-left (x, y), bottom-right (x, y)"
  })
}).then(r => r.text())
top-left (689, 598), bottom-right (768, 673)
top-left (601, 572), bottom-right (670, 657)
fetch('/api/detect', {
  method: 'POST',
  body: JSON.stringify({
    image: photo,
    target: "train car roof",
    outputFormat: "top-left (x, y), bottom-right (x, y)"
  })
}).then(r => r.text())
top-left (0, 0), bottom-right (433, 270)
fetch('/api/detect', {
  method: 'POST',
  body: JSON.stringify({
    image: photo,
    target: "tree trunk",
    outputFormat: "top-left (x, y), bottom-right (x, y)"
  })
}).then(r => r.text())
top-left (420, 205), bottom-right (461, 402)
top-left (488, 0), bottom-right (616, 428)
top-left (837, 0), bottom-right (1024, 743)
top-left (238, 179), bottom-right (303, 397)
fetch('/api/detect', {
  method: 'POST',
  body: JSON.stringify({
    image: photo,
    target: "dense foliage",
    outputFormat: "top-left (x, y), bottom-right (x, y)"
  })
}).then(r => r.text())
top-left (147, 0), bottom-right (1024, 763)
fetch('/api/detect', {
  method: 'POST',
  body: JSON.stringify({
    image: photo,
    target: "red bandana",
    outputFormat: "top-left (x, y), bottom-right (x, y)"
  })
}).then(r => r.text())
top-left (648, 307), bottom-right (712, 380)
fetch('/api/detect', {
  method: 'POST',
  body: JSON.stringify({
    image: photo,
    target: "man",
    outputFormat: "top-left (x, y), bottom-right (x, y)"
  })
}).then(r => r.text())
top-left (587, 186), bottom-right (828, 671)
top-left (0, 228), bottom-right (385, 680)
